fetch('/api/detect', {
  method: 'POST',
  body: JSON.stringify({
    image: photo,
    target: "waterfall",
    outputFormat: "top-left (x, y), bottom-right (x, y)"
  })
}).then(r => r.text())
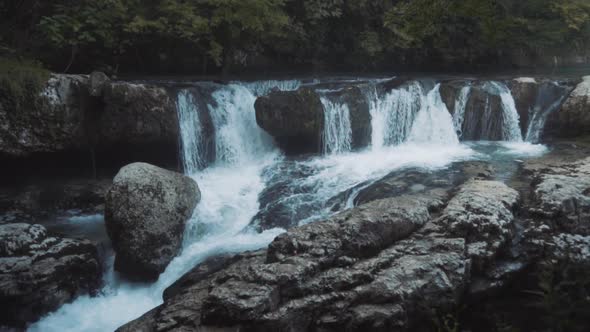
top-left (240, 79), bottom-right (301, 96)
top-left (176, 90), bottom-right (206, 174)
top-left (206, 84), bottom-right (275, 165)
top-left (408, 84), bottom-right (460, 144)
top-left (367, 81), bottom-right (423, 148)
top-left (488, 82), bottom-right (523, 142)
top-left (525, 82), bottom-right (570, 143)
top-left (320, 97), bottom-right (352, 154)
top-left (452, 86), bottom-right (471, 138)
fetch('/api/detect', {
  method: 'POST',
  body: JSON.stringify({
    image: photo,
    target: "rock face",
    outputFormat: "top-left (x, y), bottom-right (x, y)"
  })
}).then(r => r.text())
top-left (509, 77), bottom-right (538, 134)
top-left (326, 86), bottom-right (372, 149)
top-left (545, 76), bottom-right (590, 138)
top-left (529, 157), bottom-right (590, 236)
top-left (461, 82), bottom-right (505, 140)
top-left (0, 73), bottom-right (179, 167)
top-left (0, 223), bottom-right (101, 327)
top-left (255, 88), bottom-right (324, 154)
top-left (118, 179), bottom-right (527, 332)
top-left (105, 162), bottom-right (200, 281)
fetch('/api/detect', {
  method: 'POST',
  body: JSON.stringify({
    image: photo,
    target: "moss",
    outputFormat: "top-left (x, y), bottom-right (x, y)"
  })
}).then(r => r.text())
top-left (0, 57), bottom-right (50, 114)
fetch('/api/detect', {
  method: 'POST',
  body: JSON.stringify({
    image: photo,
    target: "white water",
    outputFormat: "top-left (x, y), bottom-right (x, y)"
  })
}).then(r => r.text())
top-left (240, 79), bottom-right (301, 96)
top-left (488, 82), bottom-right (523, 142)
top-left (525, 82), bottom-right (569, 143)
top-left (176, 90), bottom-right (206, 173)
top-left (452, 86), bottom-right (471, 138)
top-left (408, 84), bottom-right (459, 144)
top-left (320, 97), bottom-right (352, 154)
top-left (31, 77), bottom-right (550, 332)
top-left (368, 81), bottom-right (423, 148)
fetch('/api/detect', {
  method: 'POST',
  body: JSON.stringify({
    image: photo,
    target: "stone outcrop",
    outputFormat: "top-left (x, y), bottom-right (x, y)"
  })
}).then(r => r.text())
top-left (545, 76), bottom-right (590, 139)
top-left (0, 73), bottom-right (179, 168)
top-left (0, 223), bottom-right (101, 327)
top-left (118, 179), bottom-right (525, 332)
top-left (105, 162), bottom-right (200, 281)
top-left (509, 77), bottom-right (538, 134)
top-left (255, 88), bottom-right (324, 154)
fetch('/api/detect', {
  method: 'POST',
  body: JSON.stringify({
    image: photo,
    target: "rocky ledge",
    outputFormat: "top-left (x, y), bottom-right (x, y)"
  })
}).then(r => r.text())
top-left (118, 156), bottom-right (590, 332)
top-left (0, 72), bottom-right (179, 170)
top-left (0, 223), bottom-right (101, 328)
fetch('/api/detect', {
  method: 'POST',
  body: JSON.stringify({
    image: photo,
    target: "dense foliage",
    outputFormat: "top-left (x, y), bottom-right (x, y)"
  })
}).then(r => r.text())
top-left (1, 0), bottom-right (589, 74)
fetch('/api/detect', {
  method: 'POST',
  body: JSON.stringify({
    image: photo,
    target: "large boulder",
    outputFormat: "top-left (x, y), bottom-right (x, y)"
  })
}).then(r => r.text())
top-left (255, 88), bottom-right (324, 154)
top-left (544, 76), bottom-right (590, 138)
top-left (0, 223), bottom-right (101, 327)
top-left (105, 162), bottom-right (200, 281)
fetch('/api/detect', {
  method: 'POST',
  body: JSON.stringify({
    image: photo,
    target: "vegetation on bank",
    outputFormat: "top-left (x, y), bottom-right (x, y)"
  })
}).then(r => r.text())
top-left (0, 57), bottom-right (49, 114)
top-left (1, 0), bottom-right (590, 74)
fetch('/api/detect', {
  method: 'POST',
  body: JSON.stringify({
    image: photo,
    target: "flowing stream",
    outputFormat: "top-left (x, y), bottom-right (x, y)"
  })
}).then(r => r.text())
top-left (30, 77), bottom-right (555, 332)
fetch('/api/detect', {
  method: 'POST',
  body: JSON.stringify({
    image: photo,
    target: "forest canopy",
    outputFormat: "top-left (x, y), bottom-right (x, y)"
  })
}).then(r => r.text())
top-left (2, 0), bottom-right (590, 74)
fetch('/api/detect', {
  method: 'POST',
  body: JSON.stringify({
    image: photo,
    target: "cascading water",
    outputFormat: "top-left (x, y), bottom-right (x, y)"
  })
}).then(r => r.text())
top-left (452, 86), bottom-right (471, 138)
top-left (176, 90), bottom-right (206, 173)
top-left (488, 82), bottom-right (523, 142)
top-left (367, 81), bottom-right (423, 149)
top-left (320, 96), bottom-right (352, 154)
top-left (408, 84), bottom-right (460, 144)
top-left (240, 79), bottom-right (301, 96)
top-left (525, 82), bottom-right (571, 143)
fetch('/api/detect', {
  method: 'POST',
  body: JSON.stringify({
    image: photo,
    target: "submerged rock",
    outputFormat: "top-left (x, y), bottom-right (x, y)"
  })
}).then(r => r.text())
top-left (0, 223), bottom-right (100, 327)
top-left (255, 88), bottom-right (324, 154)
top-left (105, 162), bottom-right (200, 281)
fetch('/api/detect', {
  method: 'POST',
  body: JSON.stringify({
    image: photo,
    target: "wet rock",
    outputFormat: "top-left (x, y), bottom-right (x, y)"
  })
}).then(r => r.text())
top-left (529, 157), bottom-right (590, 235)
top-left (0, 73), bottom-right (179, 168)
top-left (509, 77), bottom-right (538, 134)
top-left (255, 88), bottom-right (324, 154)
top-left (325, 86), bottom-right (372, 149)
top-left (105, 162), bottom-right (200, 281)
top-left (461, 82), bottom-right (505, 140)
top-left (439, 80), bottom-right (467, 113)
top-left (0, 223), bottom-right (100, 327)
top-left (544, 76), bottom-right (590, 138)
top-left (99, 82), bottom-right (178, 149)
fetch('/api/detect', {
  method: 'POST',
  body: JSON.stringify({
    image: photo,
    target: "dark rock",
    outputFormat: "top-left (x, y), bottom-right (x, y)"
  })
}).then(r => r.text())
top-left (255, 88), bottom-right (324, 154)
top-left (461, 82), bottom-right (505, 140)
top-left (439, 80), bottom-right (467, 113)
top-left (325, 86), bottom-right (372, 149)
top-left (0, 223), bottom-right (101, 327)
top-left (105, 162), bottom-right (200, 281)
top-left (0, 74), bottom-right (180, 169)
top-left (508, 77), bottom-right (538, 134)
top-left (88, 71), bottom-right (110, 97)
top-left (99, 82), bottom-right (178, 148)
top-left (544, 76), bottom-right (590, 139)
